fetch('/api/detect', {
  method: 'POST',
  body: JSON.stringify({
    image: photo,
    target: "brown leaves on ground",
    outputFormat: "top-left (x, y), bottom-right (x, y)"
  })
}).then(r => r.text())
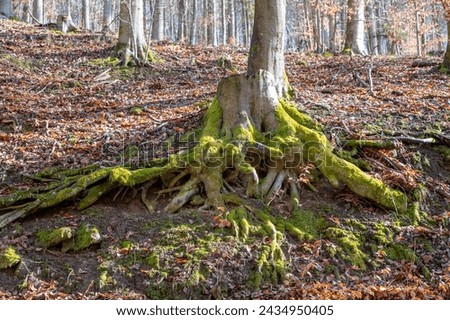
top-left (1, 20), bottom-right (450, 300)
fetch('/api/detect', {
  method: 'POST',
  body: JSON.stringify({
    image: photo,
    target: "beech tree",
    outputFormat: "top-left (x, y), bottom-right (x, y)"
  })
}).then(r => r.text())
top-left (0, 0), bottom-right (12, 18)
top-left (32, 0), bottom-right (44, 24)
top-left (443, 0), bottom-right (450, 68)
top-left (116, 0), bottom-right (149, 65)
top-left (345, 0), bottom-right (368, 54)
top-left (0, 0), bottom-right (408, 229)
top-left (81, 0), bottom-right (90, 30)
top-left (102, 0), bottom-right (114, 32)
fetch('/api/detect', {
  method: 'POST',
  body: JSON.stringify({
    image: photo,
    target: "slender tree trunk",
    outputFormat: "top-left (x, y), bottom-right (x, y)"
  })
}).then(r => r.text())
top-left (227, 0), bottom-right (235, 44)
top-left (32, 0), bottom-right (44, 23)
top-left (102, 0), bottom-right (113, 32)
top-left (367, 0), bottom-right (378, 55)
top-left (221, 0), bottom-right (226, 45)
top-left (304, 0), bottom-right (314, 51)
top-left (442, 1), bottom-right (450, 68)
top-left (82, 0), bottom-right (90, 29)
top-left (208, 0), bottom-right (217, 46)
top-left (190, 0), bottom-right (198, 44)
top-left (414, 1), bottom-right (422, 56)
top-left (444, 20), bottom-right (450, 68)
top-left (329, 12), bottom-right (337, 53)
top-left (177, 0), bottom-right (186, 42)
top-left (152, 0), bottom-right (165, 41)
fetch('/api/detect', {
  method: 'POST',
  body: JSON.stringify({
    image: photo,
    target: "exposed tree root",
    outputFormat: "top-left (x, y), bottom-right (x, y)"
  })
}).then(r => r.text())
top-left (0, 71), bottom-right (409, 228)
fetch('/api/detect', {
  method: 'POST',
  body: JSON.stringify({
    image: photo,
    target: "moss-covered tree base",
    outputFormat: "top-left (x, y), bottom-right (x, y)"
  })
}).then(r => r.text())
top-left (0, 70), bottom-right (407, 230)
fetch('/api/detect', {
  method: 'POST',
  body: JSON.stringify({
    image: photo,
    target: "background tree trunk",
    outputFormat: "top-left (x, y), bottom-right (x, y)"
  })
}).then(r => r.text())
top-left (190, 0), bottom-right (198, 44)
top-left (82, 0), bottom-right (90, 30)
top-left (442, 1), bottom-right (450, 68)
top-left (102, 0), bottom-right (113, 32)
top-left (32, 0), bottom-right (43, 23)
top-left (152, 0), bottom-right (165, 41)
top-left (207, 0), bottom-right (217, 46)
top-left (116, 0), bottom-right (148, 64)
top-left (345, 0), bottom-right (367, 54)
top-left (0, 0), bottom-right (12, 18)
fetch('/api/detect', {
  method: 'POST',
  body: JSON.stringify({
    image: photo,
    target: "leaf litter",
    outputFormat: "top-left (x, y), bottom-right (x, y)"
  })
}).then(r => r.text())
top-left (1, 20), bottom-right (450, 299)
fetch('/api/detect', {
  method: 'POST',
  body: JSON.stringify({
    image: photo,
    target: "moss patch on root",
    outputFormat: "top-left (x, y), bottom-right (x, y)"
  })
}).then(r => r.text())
top-left (0, 247), bottom-right (21, 269)
top-left (35, 227), bottom-right (73, 248)
top-left (326, 227), bottom-right (367, 270)
top-left (72, 224), bottom-right (102, 252)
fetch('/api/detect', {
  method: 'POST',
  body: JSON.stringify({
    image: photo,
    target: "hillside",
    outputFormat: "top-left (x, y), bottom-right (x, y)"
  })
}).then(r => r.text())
top-left (1, 20), bottom-right (449, 299)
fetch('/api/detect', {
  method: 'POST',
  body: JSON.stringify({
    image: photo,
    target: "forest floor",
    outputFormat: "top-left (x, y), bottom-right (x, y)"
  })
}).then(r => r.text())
top-left (0, 20), bottom-right (449, 299)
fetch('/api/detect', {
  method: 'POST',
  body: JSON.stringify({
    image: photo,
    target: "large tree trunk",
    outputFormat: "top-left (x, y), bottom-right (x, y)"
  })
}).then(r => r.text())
top-left (247, 0), bottom-right (286, 96)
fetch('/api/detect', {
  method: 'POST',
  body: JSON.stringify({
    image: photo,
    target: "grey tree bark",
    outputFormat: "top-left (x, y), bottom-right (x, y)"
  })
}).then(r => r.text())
top-left (177, 0), bottom-right (186, 42)
top-left (247, 0), bottom-right (286, 96)
top-left (443, 1), bottom-right (450, 68)
top-left (345, 0), bottom-right (367, 55)
top-left (102, 0), bottom-right (113, 32)
top-left (190, 0), bottom-right (198, 44)
top-left (226, 0), bottom-right (235, 44)
top-left (82, 0), bottom-right (90, 29)
top-left (152, 0), bottom-right (165, 41)
top-left (32, 0), bottom-right (44, 23)
top-left (0, 0), bottom-right (12, 18)
top-left (207, 0), bottom-right (217, 46)
top-left (116, 0), bottom-right (148, 64)
top-left (367, 0), bottom-right (378, 55)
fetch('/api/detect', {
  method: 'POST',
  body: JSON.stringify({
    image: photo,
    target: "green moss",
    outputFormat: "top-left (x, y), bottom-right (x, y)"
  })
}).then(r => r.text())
top-left (421, 266), bottom-right (431, 280)
top-left (109, 166), bottom-right (168, 187)
top-left (98, 270), bottom-right (115, 289)
top-left (386, 243), bottom-right (417, 262)
top-left (35, 227), bottom-right (73, 248)
top-left (1, 54), bottom-right (32, 70)
top-left (129, 107), bottom-right (144, 116)
top-left (73, 224), bottom-right (101, 252)
top-left (77, 180), bottom-right (114, 210)
top-left (90, 56), bottom-right (120, 67)
top-left (273, 98), bottom-right (407, 213)
top-left (201, 98), bottom-right (223, 140)
top-left (436, 146), bottom-right (450, 163)
top-left (326, 227), bottom-right (367, 270)
top-left (372, 223), bottom-right (393, 245)
top-left (286, 209), bottom-right (328, 240)
top-left (145, 252), bottom-right (160, 269)
top-left (0, 247), bottom-right (21, 269)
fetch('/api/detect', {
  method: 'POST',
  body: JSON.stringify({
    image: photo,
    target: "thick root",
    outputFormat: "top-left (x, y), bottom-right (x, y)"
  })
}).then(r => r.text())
top-left (1, 71), bottom-right (410, 228)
